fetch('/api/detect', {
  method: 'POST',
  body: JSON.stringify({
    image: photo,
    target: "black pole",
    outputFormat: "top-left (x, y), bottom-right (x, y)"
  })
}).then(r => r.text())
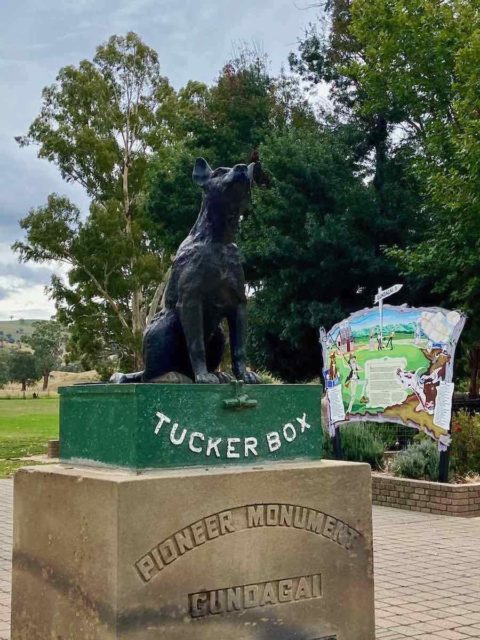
top-left (438, 417), bottom-right (453, 483)
top-left (332, 428), bottom-right (343, 460)
top-left (438, 448), bottom-right (450, 483)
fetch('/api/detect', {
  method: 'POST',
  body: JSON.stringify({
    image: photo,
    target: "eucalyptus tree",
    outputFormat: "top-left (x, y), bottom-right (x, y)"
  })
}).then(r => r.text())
top-left (27, 320), bottom-right (65, 391)
top-left (15, 33), bottom-right (179, 368)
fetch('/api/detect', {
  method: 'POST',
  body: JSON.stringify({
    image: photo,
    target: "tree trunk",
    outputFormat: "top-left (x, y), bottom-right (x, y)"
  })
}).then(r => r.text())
top-left (146, 276), bottom-right (169, 327)
top-left (43, 370), bottom-right (49, 392)
top-left (372, 115), bottom-right (388, 218)
top-left (123, 155), bottom-right (144, 370)
top-left (21, 380), bottom-right (26, 400)
top-left (132, 287), bottom-right (143, 369)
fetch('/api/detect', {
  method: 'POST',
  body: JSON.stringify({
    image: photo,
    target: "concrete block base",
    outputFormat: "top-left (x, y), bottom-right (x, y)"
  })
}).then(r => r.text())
top-left (11, 461), bottom-right (375, 639)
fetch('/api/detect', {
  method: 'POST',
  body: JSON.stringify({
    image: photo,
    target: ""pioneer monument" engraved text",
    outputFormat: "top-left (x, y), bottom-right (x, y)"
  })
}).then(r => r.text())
top-left (135, 504), bottom-right (361, 583)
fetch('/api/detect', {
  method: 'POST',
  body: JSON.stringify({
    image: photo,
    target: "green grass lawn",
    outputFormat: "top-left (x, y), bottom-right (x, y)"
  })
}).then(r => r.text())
top-left (0, 398), bottom-right (59, 477)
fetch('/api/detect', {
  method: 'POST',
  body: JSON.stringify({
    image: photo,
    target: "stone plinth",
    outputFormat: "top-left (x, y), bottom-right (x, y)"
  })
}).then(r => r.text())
top-left (11, 460), bottom-right (374, 640)
top-left (59, 383), bottom-right (322, 469)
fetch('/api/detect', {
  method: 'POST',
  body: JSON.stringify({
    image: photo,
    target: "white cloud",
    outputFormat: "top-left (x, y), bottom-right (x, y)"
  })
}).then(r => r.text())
top-left (0, 241), bottom-right (67, 319)
top-left (0, 0), bottom-right (319, 317)
top-left (0, 283), bottom-right (55, 320)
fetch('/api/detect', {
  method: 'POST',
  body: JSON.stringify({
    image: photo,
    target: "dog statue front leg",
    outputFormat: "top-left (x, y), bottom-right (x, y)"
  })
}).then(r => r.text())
top-left (178, 301), bottom-right (219, 384)
top-left (228, 305), bottom-right (261, 384)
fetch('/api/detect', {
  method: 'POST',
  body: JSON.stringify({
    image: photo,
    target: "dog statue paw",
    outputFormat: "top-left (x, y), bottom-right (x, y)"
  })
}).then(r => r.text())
top-left (237, 370), bottom-right (262, 384)
top-left (215, 372), bottom-right (235, 383)
top-left (195, 372), bottom-right (220, 384)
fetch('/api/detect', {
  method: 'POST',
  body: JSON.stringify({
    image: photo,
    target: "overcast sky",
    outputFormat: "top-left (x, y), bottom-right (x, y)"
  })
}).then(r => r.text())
top-left (0, 0), bottom-right (316, 320)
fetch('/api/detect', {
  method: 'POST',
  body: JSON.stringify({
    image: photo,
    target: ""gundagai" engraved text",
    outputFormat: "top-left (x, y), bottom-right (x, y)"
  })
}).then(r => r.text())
top-left (189, 573), bottom-right (322, 617)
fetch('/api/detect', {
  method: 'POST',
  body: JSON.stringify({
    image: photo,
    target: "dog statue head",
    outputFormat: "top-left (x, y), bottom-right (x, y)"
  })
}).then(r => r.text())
top-left (191, 158), bottom-right (255, 244)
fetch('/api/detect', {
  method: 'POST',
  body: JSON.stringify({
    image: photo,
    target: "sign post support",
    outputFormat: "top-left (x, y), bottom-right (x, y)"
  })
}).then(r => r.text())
top-left (438, 448), bottom-right (450, 483)
top-left (438, 418), bottom-right (452, 483)
top-left (378, 287), bottom-right (384, 348)
top-left (332, 428), bottom-right (343, 460)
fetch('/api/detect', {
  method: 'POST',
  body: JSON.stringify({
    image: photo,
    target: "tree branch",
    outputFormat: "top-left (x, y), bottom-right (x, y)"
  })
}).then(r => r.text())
top-left (146, 279), bottom-right (167, 327)
top-left (77, 263), bottom-right (132, 334)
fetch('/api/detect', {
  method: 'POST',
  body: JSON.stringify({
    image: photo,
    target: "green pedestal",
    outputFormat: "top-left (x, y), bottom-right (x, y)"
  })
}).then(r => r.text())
top-left (59, 383), bottom-right (322, 470)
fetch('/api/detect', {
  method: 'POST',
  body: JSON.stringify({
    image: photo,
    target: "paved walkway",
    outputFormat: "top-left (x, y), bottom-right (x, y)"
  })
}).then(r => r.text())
top-left (374, 508), bottom-right (480, 639)
top-left (0, 479), bottom-right (479, 639)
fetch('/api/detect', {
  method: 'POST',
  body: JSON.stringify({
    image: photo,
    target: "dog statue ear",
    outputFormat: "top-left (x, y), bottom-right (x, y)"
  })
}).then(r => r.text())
top-left (192, 158), bottom-right (213, 186)
top-left (247, 162), bottom-right (255, 183)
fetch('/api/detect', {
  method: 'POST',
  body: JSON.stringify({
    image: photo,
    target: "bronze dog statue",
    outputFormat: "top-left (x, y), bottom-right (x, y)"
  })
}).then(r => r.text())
top-left (112, 158), bottom-right (260, 384)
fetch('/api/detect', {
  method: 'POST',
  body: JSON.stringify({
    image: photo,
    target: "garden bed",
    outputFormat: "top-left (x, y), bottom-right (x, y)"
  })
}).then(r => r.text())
top-left (372, 472), bottom-right (480, 517)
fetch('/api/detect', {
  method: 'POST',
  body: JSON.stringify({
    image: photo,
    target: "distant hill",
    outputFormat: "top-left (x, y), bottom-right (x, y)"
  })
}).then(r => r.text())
top-left (353, 322), bottom-right (416, 340)
top-left (0, 369), bottom-right (100, 398)
top-left (0, 319), bottom-right (42, 345)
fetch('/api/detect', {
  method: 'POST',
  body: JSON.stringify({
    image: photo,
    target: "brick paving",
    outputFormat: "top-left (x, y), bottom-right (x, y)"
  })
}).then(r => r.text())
top-left (0, 479), bottom-right (479, 639)
top-left (374, 508), bottom-right (480, 639)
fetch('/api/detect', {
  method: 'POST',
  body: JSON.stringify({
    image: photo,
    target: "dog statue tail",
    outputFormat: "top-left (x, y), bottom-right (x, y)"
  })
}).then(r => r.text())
top-left (109, 371), bottom-right (144, 384)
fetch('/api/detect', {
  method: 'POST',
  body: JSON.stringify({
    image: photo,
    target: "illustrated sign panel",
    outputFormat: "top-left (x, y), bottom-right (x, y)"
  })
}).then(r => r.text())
top-left (321, 305), bottom-right (466, 449)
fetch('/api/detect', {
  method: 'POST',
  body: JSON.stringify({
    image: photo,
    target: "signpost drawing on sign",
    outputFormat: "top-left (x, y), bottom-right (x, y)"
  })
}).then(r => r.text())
top-left (374, 284), bottom-right (403, 349)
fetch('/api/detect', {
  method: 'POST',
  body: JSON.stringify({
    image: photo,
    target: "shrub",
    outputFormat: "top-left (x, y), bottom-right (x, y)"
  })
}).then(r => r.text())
top-left (0, 350), bottom-right (9, 389)
top-left (322, 426), bottom-right (334, 459)
top-left (360, 422), bottom-right (417, 450)
top-left (451, 411), bottom-right (480, 477)
top-left (419, 439), bottom-right (440, 480)
top-left (59, 362), bottom-right (84, 373)
top-left (96, 361), bottom-right (116, 382)
top-left (339, 423), bottom-right (384, 470)
top-left (257, 370), bottom-right (283, 384)
top-left (392, 440), bottom-right (440, 480)
top-left (364, 423), bottom-right (396, 450)
top-left (392, 447), bottom-right (425, 479)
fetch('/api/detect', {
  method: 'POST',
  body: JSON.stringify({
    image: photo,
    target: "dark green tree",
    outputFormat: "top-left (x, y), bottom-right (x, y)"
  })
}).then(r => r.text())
top-left (241, 125), bottom-right (420, 381)
top-left (182, 49), bottom-right (276, 166)
top-left (146, 49), bottom-right (313, 249)
top-left (289, 1), bottom-right (393, 209)
top-left (0, 351), bottom-right (9, 388)
top-left (8, 351), bottom-right (39, 399)
top-left (27, 320), bottom-right (65, 391)
top-left (295, 0), bottom-right (480, 389)
top-left (342, 0), bottom-right (480, 335)
top-left (145, 52), bottom-right (274, 250)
